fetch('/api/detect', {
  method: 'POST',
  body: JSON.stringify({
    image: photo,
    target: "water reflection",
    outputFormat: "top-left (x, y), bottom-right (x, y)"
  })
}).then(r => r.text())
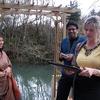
top-left (13, 64), bottom-right (53, 100)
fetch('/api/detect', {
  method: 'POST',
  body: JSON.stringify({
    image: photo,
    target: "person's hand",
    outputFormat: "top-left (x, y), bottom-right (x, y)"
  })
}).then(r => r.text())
top-left (0, 71), bottom-right (5, 77)
top-left (4, 67), bottom-right (12, 78)
top-left (66, 54), bottom-right (73, 61)
top-left (79, 67), bottom-right (94, 77)
top-left (64, 69), bottom-right (75, 75)
top-left (92, 68), bottom-right (100, 77)
top-left (60, 53), bottom-right (73, 61)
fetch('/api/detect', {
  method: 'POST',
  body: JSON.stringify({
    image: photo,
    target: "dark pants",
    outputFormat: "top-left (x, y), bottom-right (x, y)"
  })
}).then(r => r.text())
top-left (56, 75), bottom-right (74, 100)
top-left (74, 75), bottom-right (100, 100)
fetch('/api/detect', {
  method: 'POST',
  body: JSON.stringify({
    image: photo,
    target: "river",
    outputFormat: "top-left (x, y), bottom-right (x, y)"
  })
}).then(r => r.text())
top-left (13, 63), bottom-right (53, 100)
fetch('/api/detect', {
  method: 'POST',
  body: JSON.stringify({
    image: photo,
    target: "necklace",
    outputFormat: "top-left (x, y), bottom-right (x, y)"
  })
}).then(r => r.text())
top-left (84, 42), bottom-right (100, 56)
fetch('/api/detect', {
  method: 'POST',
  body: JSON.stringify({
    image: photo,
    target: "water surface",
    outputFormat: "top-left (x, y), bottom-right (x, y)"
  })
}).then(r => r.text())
top-left (13, 64), bottom-right (53, 100)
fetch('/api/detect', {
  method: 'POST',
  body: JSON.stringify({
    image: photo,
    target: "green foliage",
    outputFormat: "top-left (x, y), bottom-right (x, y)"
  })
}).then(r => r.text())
top-left (69, 12), bottom-right (81, 22)
top-left (66, 0), bottom-right (81, 23)
top-left (0, 15), bottom-right (54, 64)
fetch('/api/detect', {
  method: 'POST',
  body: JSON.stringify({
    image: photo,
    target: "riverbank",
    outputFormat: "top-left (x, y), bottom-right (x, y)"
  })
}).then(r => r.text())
top-left (6, 47), bottom-right (53, 64)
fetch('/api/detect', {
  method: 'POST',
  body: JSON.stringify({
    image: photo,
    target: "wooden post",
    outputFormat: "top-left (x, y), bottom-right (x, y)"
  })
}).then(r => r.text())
top-left (52, 16), bottom-right (60, 100)
top-left (62, 13), bottom-right (67, 38)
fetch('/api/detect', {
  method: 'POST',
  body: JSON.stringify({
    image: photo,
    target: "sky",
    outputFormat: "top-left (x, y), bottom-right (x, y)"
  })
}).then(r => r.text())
top-left (53, 0), bottom-right (100, 17)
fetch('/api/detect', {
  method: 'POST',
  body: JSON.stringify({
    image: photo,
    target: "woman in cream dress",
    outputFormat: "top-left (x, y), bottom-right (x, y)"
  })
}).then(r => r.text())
top-left (74, 16), bottom-right (100, 100)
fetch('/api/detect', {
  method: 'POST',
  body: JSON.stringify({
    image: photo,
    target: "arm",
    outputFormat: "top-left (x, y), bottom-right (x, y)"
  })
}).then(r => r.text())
top-left (59, 38), bottom-right (73, 61)
top-left (59, 52), bottom-right (73, 61)
top-left (79, 67), bottom-right (100, 77)
top-left (4, 52), bottom-right (12, 78)
top-left (93, 69), bottom-right (100, 77)
top-left (4, 67), bottom-right (12, 77)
